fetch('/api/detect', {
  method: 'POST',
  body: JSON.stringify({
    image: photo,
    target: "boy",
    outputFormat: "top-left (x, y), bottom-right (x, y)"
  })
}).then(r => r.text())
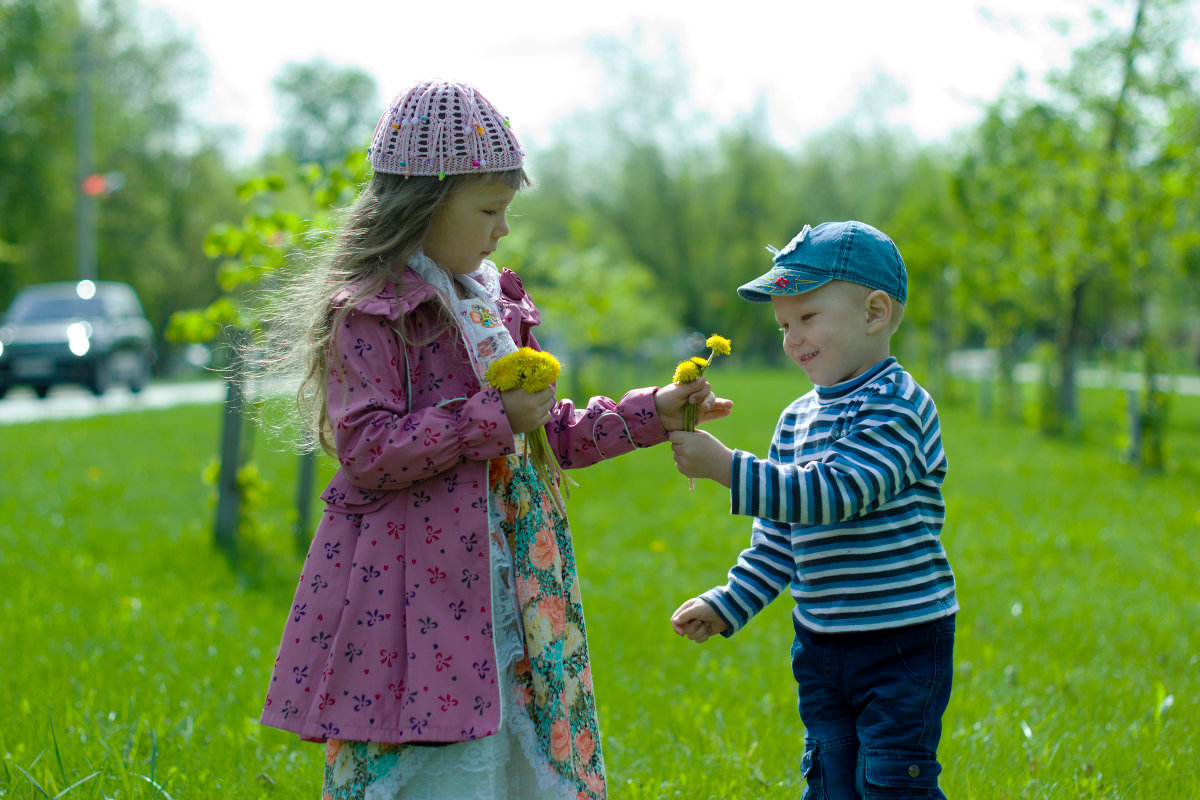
top-left (669, 221), bottom-right (957, 800)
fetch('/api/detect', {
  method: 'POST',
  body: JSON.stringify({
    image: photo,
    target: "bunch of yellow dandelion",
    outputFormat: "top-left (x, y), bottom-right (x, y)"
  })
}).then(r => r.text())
top-left (486, 347), bottom-right (567, 515)
top-left (673, 334), bottom-right (733, 432)
top-left (672, 334), bottom-right (732, 492)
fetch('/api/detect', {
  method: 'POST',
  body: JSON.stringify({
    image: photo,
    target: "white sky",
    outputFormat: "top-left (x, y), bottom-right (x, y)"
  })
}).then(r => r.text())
top-left (135, 0), bottom-right (1136, 162)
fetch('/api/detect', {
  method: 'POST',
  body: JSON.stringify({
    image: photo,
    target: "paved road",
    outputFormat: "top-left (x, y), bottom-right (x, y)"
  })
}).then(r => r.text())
top-left (948, 350), bottom-right (1200, 395)
top-left (0, 380), bottom-right (227, 426)
top-left (3, 357), bottom-right (1195, 427)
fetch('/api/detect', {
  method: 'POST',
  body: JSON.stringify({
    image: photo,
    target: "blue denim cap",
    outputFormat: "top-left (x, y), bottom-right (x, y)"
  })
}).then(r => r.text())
top-left (737, 220), bottom-right (907, 304)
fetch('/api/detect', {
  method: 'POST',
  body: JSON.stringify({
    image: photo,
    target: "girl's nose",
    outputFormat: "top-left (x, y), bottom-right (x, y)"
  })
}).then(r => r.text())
top-left (494, 217), bottom-right (510, 239)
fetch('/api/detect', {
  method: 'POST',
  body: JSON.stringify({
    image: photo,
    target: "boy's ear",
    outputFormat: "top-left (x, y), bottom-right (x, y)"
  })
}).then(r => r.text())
top-left (865, 290), bottom-right (892, 332)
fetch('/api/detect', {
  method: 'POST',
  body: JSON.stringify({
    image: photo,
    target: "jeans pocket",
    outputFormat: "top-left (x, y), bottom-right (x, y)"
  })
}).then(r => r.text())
top-left (861, 749), bottom-right (941, 799)
top-left (890, 622), bottom-right (947, 687)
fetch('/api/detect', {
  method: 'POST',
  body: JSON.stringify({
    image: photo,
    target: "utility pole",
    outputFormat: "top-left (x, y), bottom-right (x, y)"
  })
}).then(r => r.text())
top-left (75, 31), bottom-right (97, 282)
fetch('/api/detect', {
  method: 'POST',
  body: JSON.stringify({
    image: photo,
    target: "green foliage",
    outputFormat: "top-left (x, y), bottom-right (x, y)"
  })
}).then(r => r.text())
top-left (165, 152), bottom-right (368, 344)
top-left (498, 225), bottom-right (678, 358)
top-left (201, 458), bottom-right (274, 538)
top-left (1, 375), bottom-right (1198, 797)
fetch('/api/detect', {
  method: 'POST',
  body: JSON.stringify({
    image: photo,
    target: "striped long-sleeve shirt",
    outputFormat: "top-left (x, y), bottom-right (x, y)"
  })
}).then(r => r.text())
top-left (701, 357), bottom-right (957, 635)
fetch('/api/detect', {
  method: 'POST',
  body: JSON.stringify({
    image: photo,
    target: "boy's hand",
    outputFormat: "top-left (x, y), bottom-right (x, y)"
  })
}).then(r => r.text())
top-left (655, 378), bottom-right (733, 432)
top-left (668, 429), bottom-right (734, 487)
top-left (671, 598), bottom-right (728, 643)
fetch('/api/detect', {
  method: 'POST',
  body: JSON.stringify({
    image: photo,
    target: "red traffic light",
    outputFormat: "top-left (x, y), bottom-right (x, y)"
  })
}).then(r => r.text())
top-left (82, 174), bottom-right (108, 196)
top-left (80, 172), bottom-right (125, 197)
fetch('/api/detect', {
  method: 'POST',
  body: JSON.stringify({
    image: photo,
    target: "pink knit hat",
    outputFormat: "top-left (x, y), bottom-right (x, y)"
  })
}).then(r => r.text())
top-left (368, 80), bottom-right (525, 178)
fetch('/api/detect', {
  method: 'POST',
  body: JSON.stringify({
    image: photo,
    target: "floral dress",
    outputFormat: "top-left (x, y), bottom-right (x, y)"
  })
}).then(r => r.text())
top-left (321, 442), bottom-right (606, 800)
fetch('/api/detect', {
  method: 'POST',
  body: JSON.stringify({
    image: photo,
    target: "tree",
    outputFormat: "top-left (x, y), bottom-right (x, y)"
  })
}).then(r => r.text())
top-left (1041, 0), bottom-right (1197, 432)
top-left (168, 153), bottom-right (367, 551)
top-left (269, 58), bottom-right (378, 168)
top-left (0, 0), bottom-right (84, 301)
top-left (949, 96), bottom-right (1088, 424)
top-left (0, 0), bottom-right (242, 365)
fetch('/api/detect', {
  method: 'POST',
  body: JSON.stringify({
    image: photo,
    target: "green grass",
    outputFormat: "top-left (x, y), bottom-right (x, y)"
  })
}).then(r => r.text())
top-left (1, 371), bottom-right (1198, 798)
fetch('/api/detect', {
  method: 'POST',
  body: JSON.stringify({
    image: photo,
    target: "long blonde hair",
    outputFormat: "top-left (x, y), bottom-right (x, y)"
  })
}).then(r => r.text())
top-left (261, 167), bottom-right (529, 454)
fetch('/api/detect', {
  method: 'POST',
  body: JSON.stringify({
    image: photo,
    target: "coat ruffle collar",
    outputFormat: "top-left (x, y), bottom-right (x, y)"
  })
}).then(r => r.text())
top-left (333, 266), bottom-right (540, 328)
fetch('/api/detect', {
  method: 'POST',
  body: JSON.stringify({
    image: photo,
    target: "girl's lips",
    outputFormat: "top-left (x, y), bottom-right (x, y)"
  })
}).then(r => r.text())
top-left (799, 351), bottom-right (818, 364)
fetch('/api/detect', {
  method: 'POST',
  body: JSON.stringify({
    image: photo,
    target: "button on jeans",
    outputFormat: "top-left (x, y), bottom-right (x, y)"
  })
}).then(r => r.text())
top-left (792, 616), bottom-right (954, 799)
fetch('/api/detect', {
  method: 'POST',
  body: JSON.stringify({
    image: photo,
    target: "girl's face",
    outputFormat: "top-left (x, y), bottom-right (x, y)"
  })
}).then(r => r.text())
top-left (423, 180), bottom-right (517, 275)
top-left (772, 281), bottom-right (888, 387)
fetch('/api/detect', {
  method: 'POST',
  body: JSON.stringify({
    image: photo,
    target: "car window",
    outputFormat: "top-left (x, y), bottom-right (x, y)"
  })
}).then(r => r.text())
top-left (109, 291), bottom-right (143, 319)
top-left (8, 295), bottom-right (109, 322)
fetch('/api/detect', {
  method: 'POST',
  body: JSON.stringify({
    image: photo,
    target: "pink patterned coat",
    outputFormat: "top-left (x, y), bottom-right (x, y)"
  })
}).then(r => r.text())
top-left (260, 267), bottom-right (667, 744)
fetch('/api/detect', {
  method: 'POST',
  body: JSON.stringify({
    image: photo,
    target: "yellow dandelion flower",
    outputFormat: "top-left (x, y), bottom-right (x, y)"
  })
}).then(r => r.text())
top-left (486, 348), bottom-right (560, 392)
top-left (670, 332), bottom-right (734, 495)
top-left (524, 352), bottom-right (561, 392)
top-left (706, 334), bottom-right (732, 356)
top-left (673, 359), bottom-right (702, 383)
top-left (484, 347), bottom-right (569, 516)
top-left (485, 359), bottom-right (521, 391)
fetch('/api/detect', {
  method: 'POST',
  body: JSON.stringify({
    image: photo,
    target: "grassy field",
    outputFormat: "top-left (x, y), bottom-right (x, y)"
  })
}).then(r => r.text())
top-left (1, 369), bottom-right (1197, 799)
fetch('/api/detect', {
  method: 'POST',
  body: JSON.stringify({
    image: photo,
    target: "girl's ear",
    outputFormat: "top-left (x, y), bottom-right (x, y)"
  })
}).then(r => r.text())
top-left (864, 289), bottom-right (892, 333)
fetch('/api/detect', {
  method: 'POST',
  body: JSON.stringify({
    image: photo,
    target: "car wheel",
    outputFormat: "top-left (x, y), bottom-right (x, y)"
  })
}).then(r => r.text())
top-left (34, 384), bottom-right (51, 399)
top-left (129, 356), bottom-right (151, 394)
top-left (89, 359), bottom-right (111, 396)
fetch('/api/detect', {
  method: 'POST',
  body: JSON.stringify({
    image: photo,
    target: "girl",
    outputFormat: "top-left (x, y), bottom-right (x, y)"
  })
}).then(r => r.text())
top-left (259, 80), bottom-right (730, 800)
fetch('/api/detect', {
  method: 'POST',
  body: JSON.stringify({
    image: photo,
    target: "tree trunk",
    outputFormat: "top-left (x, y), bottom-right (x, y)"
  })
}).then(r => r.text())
top-left (215, 329), bottom-right (247, 552)
top-left (1054, 0), bottom-right (1145, 434)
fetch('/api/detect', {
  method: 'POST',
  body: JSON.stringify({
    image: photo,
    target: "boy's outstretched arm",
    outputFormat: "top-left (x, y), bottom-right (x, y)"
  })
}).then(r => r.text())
top-left (671, 598), bottom-right (729, 643)
top-left (668, 429), bottom-right (734, 487)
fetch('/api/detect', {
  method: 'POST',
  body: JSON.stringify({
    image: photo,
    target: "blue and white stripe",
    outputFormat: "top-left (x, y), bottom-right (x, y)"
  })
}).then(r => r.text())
top-left (702, 358), bottom-right (957, 634)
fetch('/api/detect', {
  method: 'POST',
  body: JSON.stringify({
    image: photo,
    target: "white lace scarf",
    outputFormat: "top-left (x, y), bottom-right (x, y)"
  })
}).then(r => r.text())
top-left (407, 250), bottom-right (518, 384)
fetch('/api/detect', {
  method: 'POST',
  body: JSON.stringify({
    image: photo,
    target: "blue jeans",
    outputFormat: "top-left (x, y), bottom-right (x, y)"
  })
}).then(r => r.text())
top-left (792, 616), bottom-right (955, 799)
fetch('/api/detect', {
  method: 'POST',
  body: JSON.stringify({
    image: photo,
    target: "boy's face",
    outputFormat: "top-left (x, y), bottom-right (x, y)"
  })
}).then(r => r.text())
top-left (423, 180), bottom-right (516, 276)
top-left (771, 282), bottom-right (885, 387)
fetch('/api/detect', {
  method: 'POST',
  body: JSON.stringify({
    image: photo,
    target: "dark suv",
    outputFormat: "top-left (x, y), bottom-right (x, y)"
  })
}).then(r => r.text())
top-left (0, 281), bottom-right (155, 398)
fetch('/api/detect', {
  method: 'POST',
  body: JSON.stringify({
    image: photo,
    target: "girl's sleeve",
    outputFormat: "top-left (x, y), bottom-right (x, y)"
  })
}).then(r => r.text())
top-left (329, 311), bottom-right (516, 491)
top-left (545, 387), bottom-right (668, 469)
top-left (497, 267), bottom-right (669, 469)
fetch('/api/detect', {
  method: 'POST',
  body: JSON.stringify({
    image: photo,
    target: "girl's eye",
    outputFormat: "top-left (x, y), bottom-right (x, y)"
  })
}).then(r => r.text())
top-left (800, 313), bottom-right (815, 322)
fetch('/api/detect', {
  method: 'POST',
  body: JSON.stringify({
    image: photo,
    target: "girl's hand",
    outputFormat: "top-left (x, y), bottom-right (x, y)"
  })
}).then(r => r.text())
top-left (671, 598), bottom-right (728, 643)
top-left (667, 429), bottom-right (734, 487)
top-left (655, 378), bottom-right (733, 432)
top-left (501, 386), bottom-right (556, 434)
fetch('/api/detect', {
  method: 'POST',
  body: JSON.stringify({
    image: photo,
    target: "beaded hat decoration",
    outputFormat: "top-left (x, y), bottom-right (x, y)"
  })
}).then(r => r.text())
top-left (368, 80), bottom-right (525, 179)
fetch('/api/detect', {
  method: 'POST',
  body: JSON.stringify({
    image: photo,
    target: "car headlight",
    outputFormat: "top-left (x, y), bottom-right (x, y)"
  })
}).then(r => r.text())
top-left (67, 322), bottom-right (91, 357)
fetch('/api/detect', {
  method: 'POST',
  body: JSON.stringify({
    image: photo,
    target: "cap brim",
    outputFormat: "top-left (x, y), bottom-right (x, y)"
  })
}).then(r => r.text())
top-left (736, 272), bottom-right (830, 302)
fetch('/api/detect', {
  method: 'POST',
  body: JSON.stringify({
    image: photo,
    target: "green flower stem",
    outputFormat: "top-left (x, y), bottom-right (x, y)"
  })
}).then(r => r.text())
top-left (527, 428), bottom-right (566, 517)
